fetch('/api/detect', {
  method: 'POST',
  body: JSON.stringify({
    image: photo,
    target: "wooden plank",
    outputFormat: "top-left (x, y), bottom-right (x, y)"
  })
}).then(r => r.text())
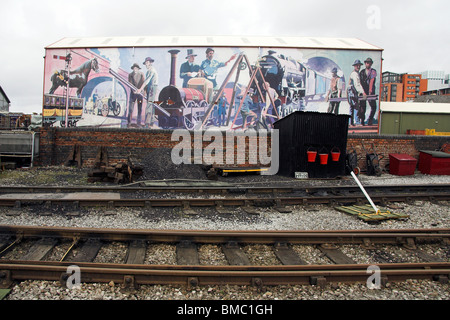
top-left (0, 289), bottom-right (11, 300)
top-left (125, 240), bottom-right (147, 264)
top-left (70, 239), bottom-right (103, 262)
top-left (319, 244), bottom-right (356, 264)
top-left (176, 241), bottom-right (199, 265)
top-left (367, 249), bottom-right (405, 264)
top-left (414, 249), bottom-right (443, 262)
top-left (273, 243), bottom-right (307, 265)
top-left (222, 242), bottom-right (250, 265)
top-left (22, 238), bottom-right (58, 261)
top-left (242, 201), bottom-right (258, 215)
top-left (335, 204), bottom-right (409, 221)
top-left (215, 201), bottom-right (234, 214)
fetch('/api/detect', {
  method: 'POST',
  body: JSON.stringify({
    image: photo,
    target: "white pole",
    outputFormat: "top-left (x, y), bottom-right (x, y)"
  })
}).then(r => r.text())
top-left (65, 52), bottom-right (71, 127)
top-left (350, 170), bottom-right (379, 213)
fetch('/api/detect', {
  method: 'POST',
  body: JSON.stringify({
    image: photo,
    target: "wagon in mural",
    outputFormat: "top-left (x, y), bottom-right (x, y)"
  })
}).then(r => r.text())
top-left (42, 94), bottom-right (83, 127)
top-left (84, 95), bottom-right (121, 117)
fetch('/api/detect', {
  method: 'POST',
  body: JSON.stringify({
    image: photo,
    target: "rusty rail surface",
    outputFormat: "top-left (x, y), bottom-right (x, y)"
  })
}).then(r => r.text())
top-left (0, 225), bottom-right (449, 244)
top-left (0, 183), bottom-right (449, 194)
top-left (2, 260), bottom-right (450, 287)
top-left (1, 226), bottom-right (449, 288)
top-left (0, 191), bottom-right (448, 209)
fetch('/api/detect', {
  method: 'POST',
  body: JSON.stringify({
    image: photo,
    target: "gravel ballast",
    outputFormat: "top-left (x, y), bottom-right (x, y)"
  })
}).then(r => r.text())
top-left (0, 166), bottom-right (449, 301)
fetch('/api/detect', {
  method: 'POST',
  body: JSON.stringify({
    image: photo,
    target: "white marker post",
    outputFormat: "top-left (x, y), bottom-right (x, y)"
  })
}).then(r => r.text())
top-left (350, 170), bottom-right (379, 214)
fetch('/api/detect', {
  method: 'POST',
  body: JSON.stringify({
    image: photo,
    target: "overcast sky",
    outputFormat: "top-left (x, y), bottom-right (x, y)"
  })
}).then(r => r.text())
top-left (1, 0), bottom-right (449, 114)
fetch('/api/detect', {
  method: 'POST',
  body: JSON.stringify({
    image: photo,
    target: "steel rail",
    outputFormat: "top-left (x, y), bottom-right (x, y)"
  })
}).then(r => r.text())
top-left (1, 226), bottom-right (449, 287)
top-left (1, 260), bottom-right (449, 287)
top-left (1, 225), bottom-right (449, 245)
top-left (0, 192), bottom-right (448, 208)
top-left (0, 183), bottom-right (449, 194)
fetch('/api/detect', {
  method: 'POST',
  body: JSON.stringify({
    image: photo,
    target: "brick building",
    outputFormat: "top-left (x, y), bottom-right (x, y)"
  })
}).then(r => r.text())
top-left (381, 72), bottom-right (427, 102)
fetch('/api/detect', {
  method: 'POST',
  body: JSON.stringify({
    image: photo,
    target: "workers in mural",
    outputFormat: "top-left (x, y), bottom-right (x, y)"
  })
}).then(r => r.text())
top-left (199, 48), bottom-right (237, 89)
top-left (326, 68), bottom-right (343, 115)
top-left (360, 57), bottom-right (378, 126)
top-left (127, 63), bottom-right (144, 127)
top-left (43, 46), bottom-right (381, 132)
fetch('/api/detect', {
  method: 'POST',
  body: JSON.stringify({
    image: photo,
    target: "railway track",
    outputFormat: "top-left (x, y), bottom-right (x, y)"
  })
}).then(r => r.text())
top-left (0, 184), bottom-right (449, 212)
top-left (1, 183), bottom-right (449, 195)
top-left (1, 225), bottom-right (449, 288)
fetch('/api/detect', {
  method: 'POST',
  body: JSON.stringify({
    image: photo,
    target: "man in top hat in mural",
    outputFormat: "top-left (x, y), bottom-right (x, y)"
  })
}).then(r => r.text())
top-left (128, 63), bottom-right (145, 127)
top-left (359, 57), bottom-right (378, 126)
top-left (137, 57), bottom-right (159, 127)
top-left (180, 49), bottom-right (200, 88)
top-left (348, 59), bottom-right (366, 126)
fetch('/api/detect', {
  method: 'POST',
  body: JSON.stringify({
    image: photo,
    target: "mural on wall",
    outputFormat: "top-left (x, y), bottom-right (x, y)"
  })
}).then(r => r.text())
top-left (42, 46), bottom-right (381, 132)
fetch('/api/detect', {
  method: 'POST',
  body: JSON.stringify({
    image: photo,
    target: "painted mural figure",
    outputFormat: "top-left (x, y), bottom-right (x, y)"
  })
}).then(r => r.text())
top-left (42, 45), bottom-right (381, 133)
top-left (326, 68), bottom-right (343, 115)
top-left (49, 58), bottom-right (99, 97)
top-left (360, 57), bottom-right (377, 126)
top-left (127, 63), bottom-right (145, 126)
top-left (238, 88), bottom-right (257, 130)
top-left (137, 57), bottom-right (159, 127)
top-left (180, 49), bottom-right (200, 88)
top-left (217, 93), bottom-right (228, 127)
top-left (348, 59), bottom-right (366, 126)
top-left (200, 48), bottom-right (237, 89)
top-left (261, 81), bottom-right (278, 129)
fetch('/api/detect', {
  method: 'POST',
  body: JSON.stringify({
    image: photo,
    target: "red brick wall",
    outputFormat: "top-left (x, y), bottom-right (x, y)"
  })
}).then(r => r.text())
top-left (37, 127), bottom-right (449, 173)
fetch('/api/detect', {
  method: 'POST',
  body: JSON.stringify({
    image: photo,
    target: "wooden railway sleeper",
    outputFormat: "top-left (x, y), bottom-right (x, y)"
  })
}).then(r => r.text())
top-left (60, 234), bottom-right (81, 262)
top-left (242, 200), bottom-right (258, 215)
top-left (103, 201), bottom-right (116, 216)
top-left (188, 277), bottom-right (199, 288)
top-left (274, 199), bottom-right (292, 213)
top-left (123, 275), bottom-right (137, 290)
top-left (67, 201), bottom-right (81, 216)
top-left (0, 270), bottom-right (12, 289)
top-left (182, 201), bottom-right (196, 215)
top-left (0, 232), bottom-right (23, 257)
top-left (362, 238), bottom-right (376, 250)
top-left (433, 275), bottom-right (449, 284)
top-left (309, 276), bottom-right (326, 287)
top-left (252, 277), bottom-right (263, 288)
top-left (403, 238), bottom-right (417, 250)
top-left (328, 199), bottom-right (338, 207)
top-left (215, 201), bottom-right (233, 214)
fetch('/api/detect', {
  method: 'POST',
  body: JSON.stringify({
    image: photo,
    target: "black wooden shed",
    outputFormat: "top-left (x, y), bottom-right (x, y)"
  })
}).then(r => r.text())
top-left (273, 111), bottom-right (350, 178)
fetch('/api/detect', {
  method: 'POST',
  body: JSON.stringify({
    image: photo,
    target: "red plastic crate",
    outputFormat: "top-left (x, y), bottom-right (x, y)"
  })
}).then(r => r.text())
top-left (419, 151), bottom-right (450, 175)
top-left (389, 154), bottom-right (417, 176)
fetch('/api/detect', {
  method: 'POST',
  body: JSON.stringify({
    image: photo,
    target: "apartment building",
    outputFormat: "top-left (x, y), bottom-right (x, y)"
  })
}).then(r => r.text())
top-left (381, 71), bottom-right (427, 102)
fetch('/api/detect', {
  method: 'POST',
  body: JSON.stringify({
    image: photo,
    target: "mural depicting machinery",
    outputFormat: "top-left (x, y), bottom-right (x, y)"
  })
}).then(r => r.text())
top-left (42, 38), bottom-right (381, 132)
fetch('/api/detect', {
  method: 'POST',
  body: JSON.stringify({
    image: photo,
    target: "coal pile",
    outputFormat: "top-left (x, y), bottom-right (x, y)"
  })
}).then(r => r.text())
top-left (137, 148), bottom-right (208, 181)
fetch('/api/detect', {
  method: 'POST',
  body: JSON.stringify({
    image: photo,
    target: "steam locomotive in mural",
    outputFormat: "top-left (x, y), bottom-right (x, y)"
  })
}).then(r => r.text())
top-left (256, 50), bottom-right (336, 118)
top-left (155, 77), bottom-right (214, 130)
top-left (153, 49), bottom-right (338, 130)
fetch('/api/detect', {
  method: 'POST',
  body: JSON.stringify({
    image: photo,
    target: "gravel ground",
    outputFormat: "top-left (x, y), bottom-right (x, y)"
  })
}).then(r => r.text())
top-left (0, 166), bottom-right (449, 301)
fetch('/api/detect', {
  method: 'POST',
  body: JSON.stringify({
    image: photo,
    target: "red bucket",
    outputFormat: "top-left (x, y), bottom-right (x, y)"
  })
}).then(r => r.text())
top-left (307, 151), bottom-right (317, 162)
top-left (319, 153), bottom-right (328, 165)
top-left (331, 148), bottom-right (340, 162)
